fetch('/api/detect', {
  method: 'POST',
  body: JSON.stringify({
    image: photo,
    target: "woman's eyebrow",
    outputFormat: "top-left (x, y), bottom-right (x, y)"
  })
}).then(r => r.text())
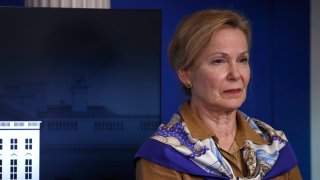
top-left (205, 52), bottom-right (229, 58)
top-left (205, 51), bottom-right (249, 60)
top-left (239, 51), bottom-right (249, 56)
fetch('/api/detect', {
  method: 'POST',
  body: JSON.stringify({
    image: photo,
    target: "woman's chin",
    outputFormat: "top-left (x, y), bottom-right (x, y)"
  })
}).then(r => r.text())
top-left (220, 100), bottom-right (245, 111)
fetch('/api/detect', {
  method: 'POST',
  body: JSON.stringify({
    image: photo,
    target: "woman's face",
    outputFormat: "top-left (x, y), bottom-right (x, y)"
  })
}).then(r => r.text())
top-left (179, 28), bottom-right (250, 111)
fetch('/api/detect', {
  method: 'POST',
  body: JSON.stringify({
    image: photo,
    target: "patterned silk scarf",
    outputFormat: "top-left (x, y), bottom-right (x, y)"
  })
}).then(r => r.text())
top-left (150, 113), bottom-right (288, 180)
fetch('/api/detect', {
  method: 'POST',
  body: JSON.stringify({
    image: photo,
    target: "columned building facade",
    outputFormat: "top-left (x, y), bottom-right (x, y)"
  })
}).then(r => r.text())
top-left (0, 121), bottom-right (41, 180)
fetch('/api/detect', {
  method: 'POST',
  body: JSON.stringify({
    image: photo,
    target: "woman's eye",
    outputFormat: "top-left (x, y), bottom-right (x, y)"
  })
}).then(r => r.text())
top-left (212, 59), bottom-right (224, 64)
top-left (239, 58), bottom-right (249, 64)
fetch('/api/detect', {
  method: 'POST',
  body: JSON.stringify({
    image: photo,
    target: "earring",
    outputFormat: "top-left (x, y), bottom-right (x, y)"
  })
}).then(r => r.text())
top-left (185, 81), bottom-right (192, 89)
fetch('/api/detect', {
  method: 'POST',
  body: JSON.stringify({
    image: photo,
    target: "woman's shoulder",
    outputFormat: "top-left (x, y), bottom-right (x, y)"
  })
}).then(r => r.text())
top-left (239, 111), bottom-right (288, 143)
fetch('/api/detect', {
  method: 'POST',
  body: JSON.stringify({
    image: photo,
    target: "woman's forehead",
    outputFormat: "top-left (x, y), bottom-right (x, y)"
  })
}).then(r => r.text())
top-left (204, 29), bottom-right (248, 52)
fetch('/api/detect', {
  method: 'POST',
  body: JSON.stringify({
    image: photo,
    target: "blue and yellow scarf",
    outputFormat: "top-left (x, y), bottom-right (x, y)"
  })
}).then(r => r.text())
top-left (135, 112), bottom-right (298, 179)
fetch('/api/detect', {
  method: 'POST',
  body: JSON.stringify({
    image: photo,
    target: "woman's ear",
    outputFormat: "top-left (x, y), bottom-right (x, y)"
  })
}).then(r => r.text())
top-left (177, 69), bottom-right (191, 84)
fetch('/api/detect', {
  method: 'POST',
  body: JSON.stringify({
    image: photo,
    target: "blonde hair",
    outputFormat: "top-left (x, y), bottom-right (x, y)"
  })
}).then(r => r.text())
top-left (168, 9), bottom-right (251, 70)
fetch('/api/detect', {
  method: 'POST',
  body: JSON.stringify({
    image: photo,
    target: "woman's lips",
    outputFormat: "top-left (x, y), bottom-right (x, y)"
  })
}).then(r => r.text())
top-left (223, 88), bottom-right (242, 94)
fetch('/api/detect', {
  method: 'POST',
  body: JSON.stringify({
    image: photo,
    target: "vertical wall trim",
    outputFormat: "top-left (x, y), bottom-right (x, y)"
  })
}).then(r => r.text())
top-left (311, 0), bottom-right (320, 179)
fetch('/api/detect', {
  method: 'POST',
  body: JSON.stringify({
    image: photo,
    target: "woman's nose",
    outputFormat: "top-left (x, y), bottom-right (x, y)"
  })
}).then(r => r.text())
top-left (227, 63), bottom-right (240, 81)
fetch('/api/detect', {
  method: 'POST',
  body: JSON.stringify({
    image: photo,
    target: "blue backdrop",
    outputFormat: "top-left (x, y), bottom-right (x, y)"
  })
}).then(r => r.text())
top-left (0, 0), bottom-right (310, 179)
top-left (111, 0), bottom-right (310, 179)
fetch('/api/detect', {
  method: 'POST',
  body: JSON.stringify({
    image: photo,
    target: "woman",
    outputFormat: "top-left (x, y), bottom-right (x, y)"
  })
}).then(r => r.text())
top-left (135, 9), bottom-right (302, 180)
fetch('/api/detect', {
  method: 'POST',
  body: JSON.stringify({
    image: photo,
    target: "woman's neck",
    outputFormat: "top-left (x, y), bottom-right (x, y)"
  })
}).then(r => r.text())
top-left (190, 100), bottom-right (237, 151)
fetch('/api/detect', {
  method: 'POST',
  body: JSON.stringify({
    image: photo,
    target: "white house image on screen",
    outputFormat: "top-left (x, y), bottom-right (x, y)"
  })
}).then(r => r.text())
top-left (0, 121), bottom-right (41, 180)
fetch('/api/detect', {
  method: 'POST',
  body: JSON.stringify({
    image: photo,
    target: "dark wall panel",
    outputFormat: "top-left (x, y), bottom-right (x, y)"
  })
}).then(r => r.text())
top-left (273, 0), bottom-right (310, 178)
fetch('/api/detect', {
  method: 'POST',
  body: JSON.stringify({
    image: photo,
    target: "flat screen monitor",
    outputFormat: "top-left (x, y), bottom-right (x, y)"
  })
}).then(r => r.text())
top-left (0, 7), bottom-right (161, 179)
